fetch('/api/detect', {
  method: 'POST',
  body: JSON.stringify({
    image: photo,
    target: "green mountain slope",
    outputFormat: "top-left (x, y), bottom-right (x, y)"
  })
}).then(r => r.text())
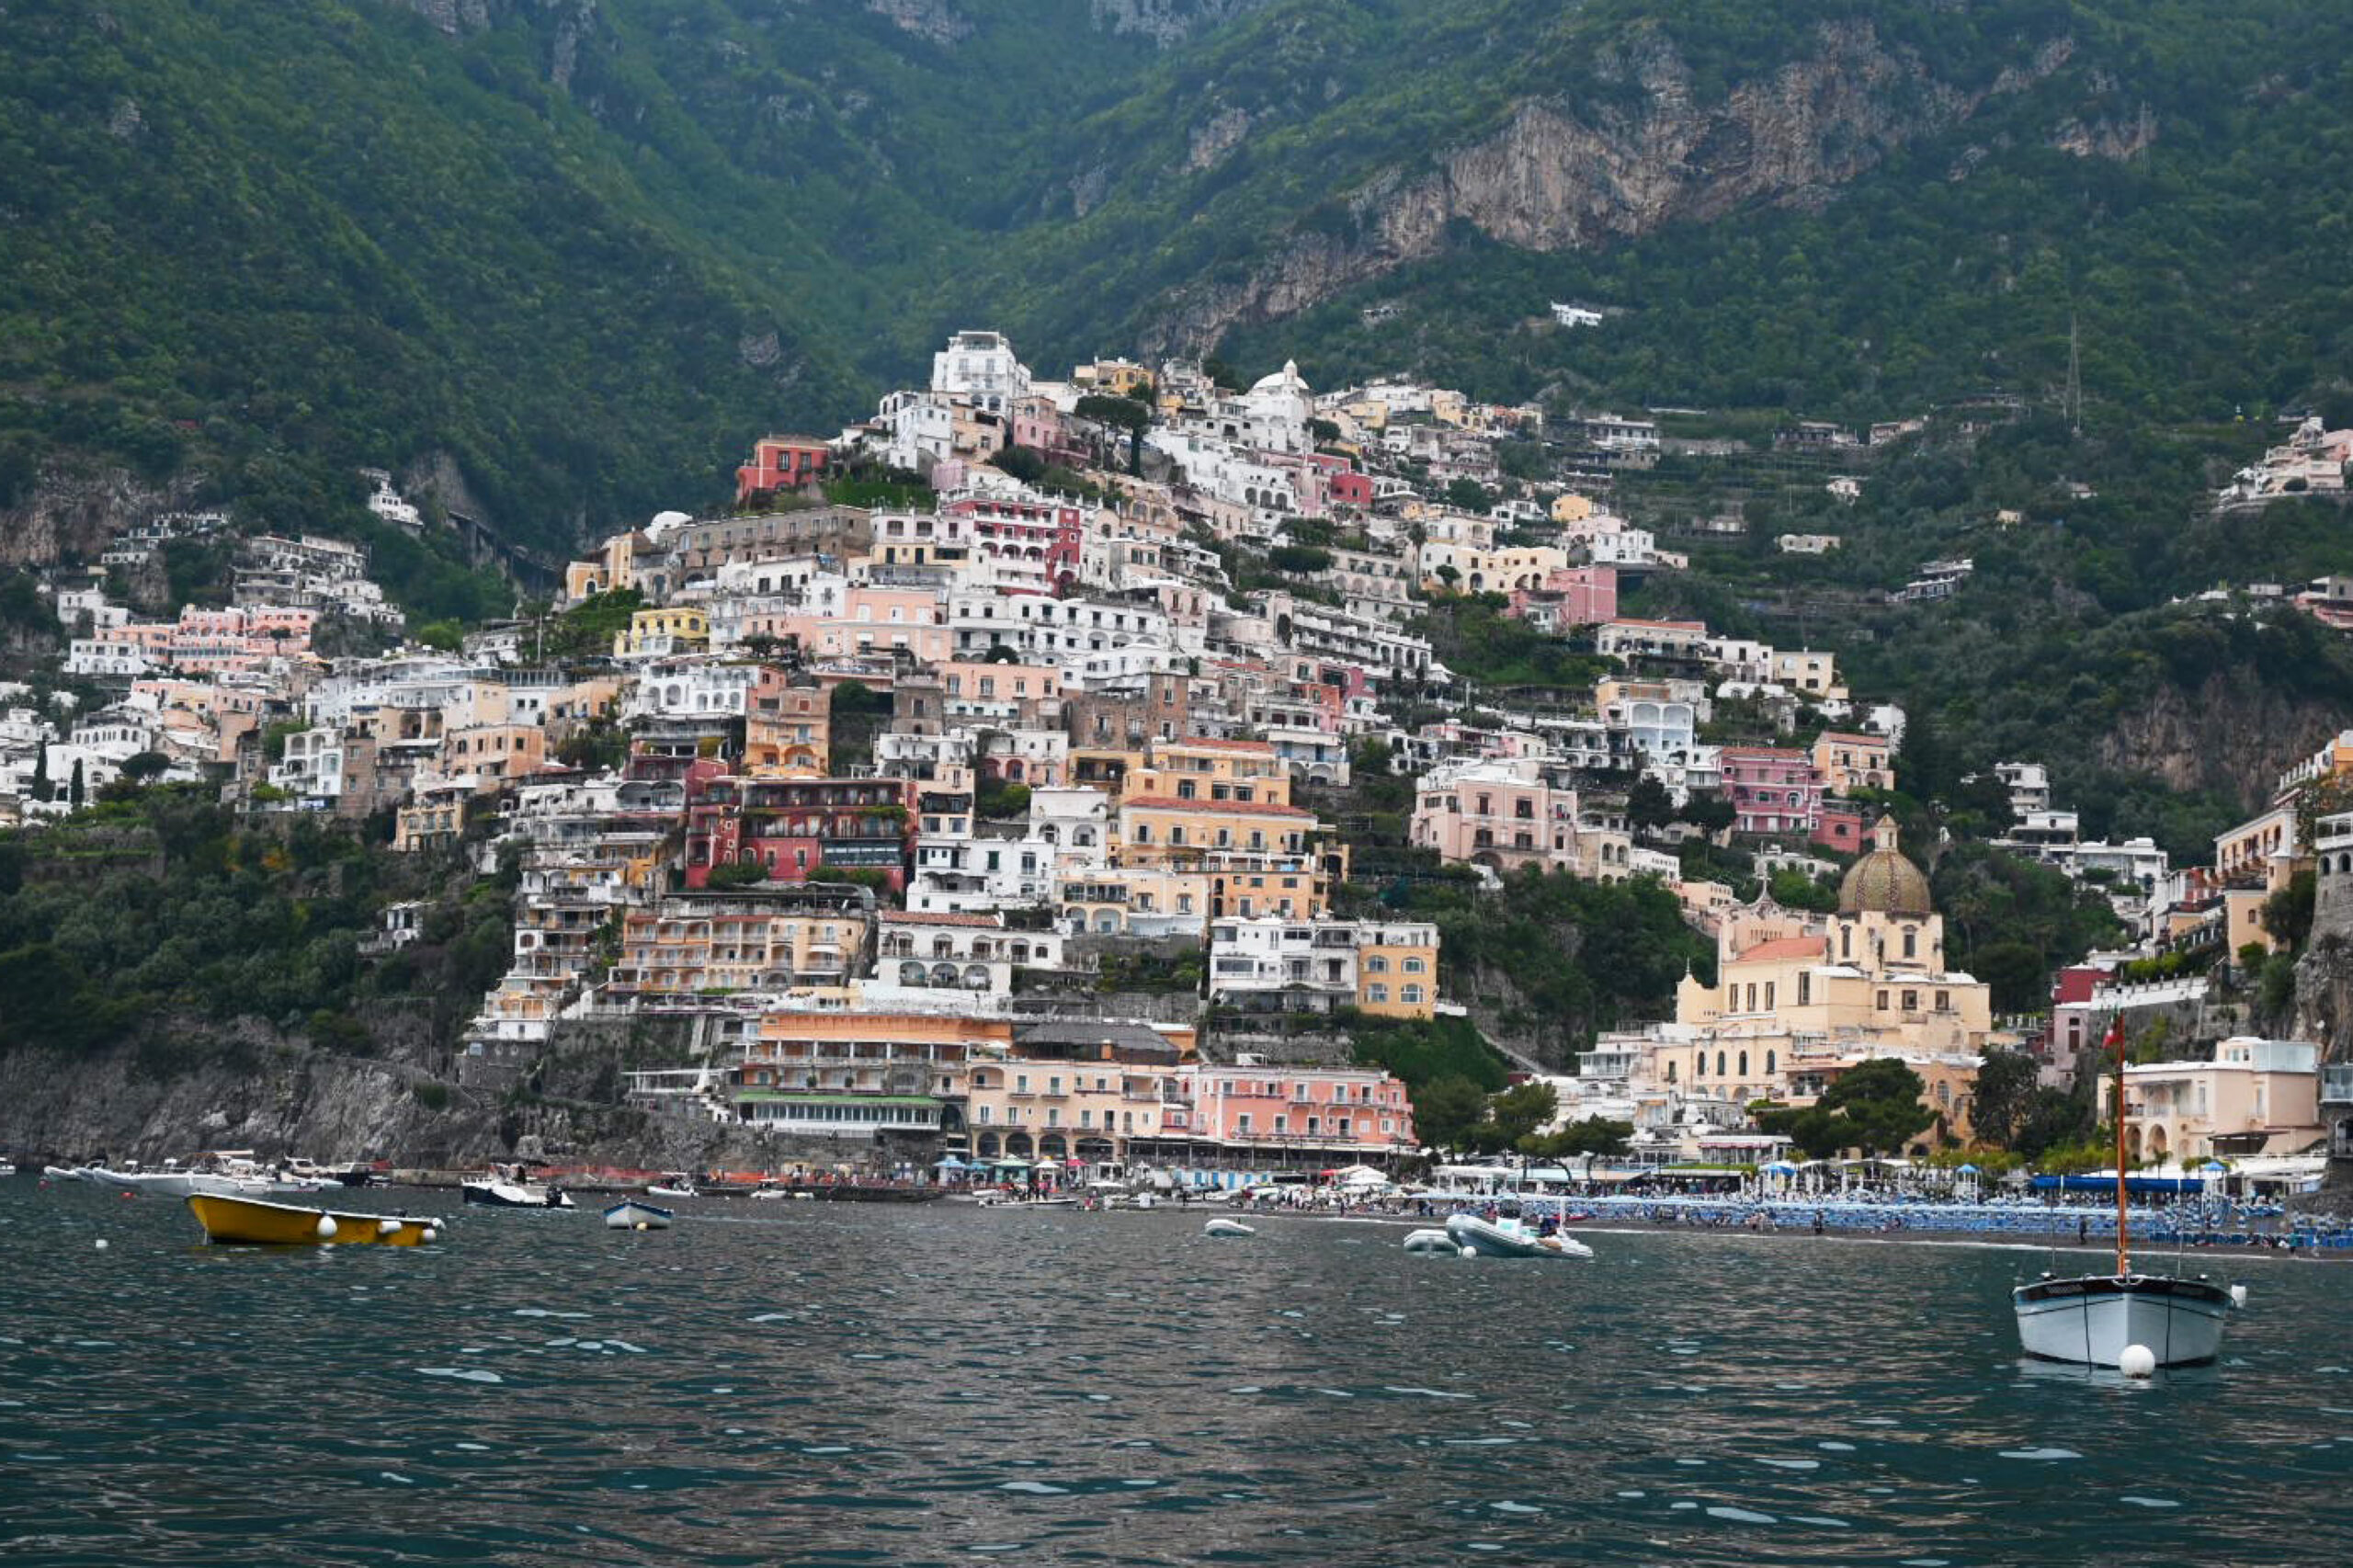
top-left (5, 0), bottom-right (2350, 571)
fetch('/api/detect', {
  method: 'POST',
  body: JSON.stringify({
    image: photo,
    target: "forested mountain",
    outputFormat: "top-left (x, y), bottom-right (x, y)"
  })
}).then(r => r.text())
top-left (6, 0), bottom-right (2351, 559)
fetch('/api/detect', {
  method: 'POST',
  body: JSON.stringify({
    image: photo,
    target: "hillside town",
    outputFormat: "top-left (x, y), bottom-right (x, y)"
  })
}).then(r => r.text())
top-left (8, 331), bottom-right (2349, 1187)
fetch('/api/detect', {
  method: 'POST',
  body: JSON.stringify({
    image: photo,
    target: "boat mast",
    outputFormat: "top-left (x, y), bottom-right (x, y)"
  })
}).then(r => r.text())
top-left (2113, 1014), bottom-right (2131, 1278)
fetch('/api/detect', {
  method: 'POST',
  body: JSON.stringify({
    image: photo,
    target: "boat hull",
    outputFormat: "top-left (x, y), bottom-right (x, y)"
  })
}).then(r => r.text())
top-left (1445, 1213), bottom-right (1595, 1259)
top-left (186, 1193), bottom-right (440, 1247)
top-left (604, 1200), bottom-right (674, 1231)
top-left (462, 1180), bottom-right (572, 1209)
top-left (2012, 1274), bottom-right (2233, 1368)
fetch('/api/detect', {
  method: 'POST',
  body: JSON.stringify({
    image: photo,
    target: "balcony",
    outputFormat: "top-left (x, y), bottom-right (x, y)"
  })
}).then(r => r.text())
top-left (2323, 1064), bottom-right (2353, 1108)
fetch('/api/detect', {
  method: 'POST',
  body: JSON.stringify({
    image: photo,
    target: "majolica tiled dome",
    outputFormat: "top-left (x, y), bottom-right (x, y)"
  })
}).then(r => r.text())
top-left (1838, 815), bottom-right (1932, 916)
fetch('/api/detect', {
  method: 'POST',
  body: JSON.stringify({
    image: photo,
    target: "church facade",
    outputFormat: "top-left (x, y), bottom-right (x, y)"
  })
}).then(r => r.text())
top-left (1649, 817), bottom-right (2005, 1142)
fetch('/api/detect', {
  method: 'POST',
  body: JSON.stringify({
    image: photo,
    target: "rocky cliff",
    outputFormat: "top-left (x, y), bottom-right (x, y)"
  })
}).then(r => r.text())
top-left (1143, 22), bottom-right (2086, 351)
top-left (2092, 673), bottom-right (2348, 810)
top-left (0, 458), bottom-right (199, 572)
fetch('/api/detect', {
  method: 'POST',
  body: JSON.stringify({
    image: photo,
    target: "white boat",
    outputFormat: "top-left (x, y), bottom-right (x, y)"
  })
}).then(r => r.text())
top-left (604, 1199), bottom-right (674, 1231)
top-left (1402, 1227), bottom-right (1462, 1256)
top-left (1204, 1218), bottom-right (1256, 1238)
top-left (748, 1187), bottom-right (788, 1201)
top-left (2012, 1017), bottom-right (2241, 1369)
top-left (462, 1177), bottom-right (575, 1210)
top-left (1445, 1213), bottom-right (1594, 1259)
top-left (0, 1162), bottom-right (14, 1177)
top-left (2013, 1273), bottom-right (2235, 1367)
top-left (646, 1184), bottom-right (699, 1199)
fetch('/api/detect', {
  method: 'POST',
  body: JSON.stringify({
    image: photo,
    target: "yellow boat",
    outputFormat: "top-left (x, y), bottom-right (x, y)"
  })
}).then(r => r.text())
top-left (185, 1192), bottom-right (443, 1247)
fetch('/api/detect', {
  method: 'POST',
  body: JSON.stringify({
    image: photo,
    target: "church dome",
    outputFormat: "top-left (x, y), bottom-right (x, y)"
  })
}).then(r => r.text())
top-left (1839, 815), bottom-right (1932, 916)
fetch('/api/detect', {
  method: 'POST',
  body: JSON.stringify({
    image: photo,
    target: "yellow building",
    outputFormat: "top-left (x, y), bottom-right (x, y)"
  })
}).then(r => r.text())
top-left (1357, 926), bottom-right (1440, 1019)
top-left (614, 606), bottom-right (710, 658)
top-left (1665, 817), bottom-right (1997, 1142)
top-left (1811, 730), bottom-right (1893, 795)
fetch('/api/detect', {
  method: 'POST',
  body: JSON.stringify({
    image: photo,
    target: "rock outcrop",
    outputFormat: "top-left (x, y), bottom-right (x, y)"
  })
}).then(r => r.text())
top-left (0, 458), bottom-right (199, 571)
top-left (1142, 19), bottom-right (2075, 352)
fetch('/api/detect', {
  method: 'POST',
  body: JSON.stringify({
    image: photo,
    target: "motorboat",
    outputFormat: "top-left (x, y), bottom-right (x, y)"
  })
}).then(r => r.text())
top-left (1203, 1218), bottom-right (1256, 1238)
top-left (1402, 1227), bottom-right (1462, 1256)
top-left (604, 1199), bottom-right (674, 1231)
top-left (462, 1176), bottom-right (574, 1210)
top-left (2013, 1017), bottom-right (2241, 1369)
top-left (748, 1187), bottom-right (788, 1201)
top-left (186, 1193), bottom-right (441, 1247)
top-left (1445, 1213), bottom-right (1594, 1259)
top-left (646, 1180), bottom-right (699, 1199)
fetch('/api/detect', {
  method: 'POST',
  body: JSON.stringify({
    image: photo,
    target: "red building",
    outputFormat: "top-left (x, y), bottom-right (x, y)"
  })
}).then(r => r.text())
top-left (735, 436), bottom-right (833, 504)
top-left (944, 494), bottom-right (1084, 592)
top-left (1328, 471), bottom-right (1374, 509)
top-left (1812, 800), bottom-right (1867, 855)
top-left (685, 775), bottom-right (915, 891)
top-left (1719, 745), bottom-right (1825, 836)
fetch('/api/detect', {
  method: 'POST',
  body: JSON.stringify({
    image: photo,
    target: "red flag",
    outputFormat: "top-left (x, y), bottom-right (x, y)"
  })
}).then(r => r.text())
top-left (2104, 1017), bottom-right (2127, 1059)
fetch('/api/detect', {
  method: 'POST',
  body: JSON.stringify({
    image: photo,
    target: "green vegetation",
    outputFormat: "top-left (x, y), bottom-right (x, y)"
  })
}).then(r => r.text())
top-left (0, 788), bottom-right (508, 1073)
top-left (1415, 597), bottom-right (1618, 690)
top-left (1376, 867), bottom-right (1713, 1062)
top-left (1758, 1057), bottom-right (1937, 1158)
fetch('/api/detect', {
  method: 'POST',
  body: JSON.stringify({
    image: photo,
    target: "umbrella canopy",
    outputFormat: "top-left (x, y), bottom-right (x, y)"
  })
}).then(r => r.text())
top-left (1956, 1164), bottom-right (1979, 1175)
top-left (1762, 1161), bottom-right (1799, 1175)
top-left (2200, 1159), bottom-right (2229, 1172)
top-left (933, 1155), bottom-right (968, 1169)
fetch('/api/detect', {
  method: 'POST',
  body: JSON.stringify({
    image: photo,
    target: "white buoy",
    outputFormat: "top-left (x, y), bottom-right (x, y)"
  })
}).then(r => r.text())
top-left (2119, 1344), bottom-right (2157, 1379)
top-left (94, 1238), bottom-right (108, 1251)
top-left (2230, 1284), bottom-right (2248, 1309)
top-left (635, 1221), bottom-right (649, 1232)
top-left (419, 1226), bottom-right (438, 1244)
top-left (379, 1218), bottom-right (403, 1237)
top-left (315, 1215), bottom-right (338, 1240)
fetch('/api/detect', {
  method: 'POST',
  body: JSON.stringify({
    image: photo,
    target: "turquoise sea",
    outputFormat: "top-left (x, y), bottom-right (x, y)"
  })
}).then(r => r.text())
top-left (2, 1177), bottom-right (2348, 1565)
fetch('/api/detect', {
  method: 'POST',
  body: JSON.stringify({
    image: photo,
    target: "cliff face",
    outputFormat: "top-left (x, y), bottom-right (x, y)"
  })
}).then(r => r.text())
top-left (0, 459), bottom-right (199, 571)
top-left (2092, 673), bottom-right (2347, 808)
top-left (1144, 22), bottom-right (2086, 351)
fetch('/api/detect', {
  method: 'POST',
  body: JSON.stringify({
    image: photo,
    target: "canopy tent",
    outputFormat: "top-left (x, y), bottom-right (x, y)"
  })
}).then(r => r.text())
top-left (933, 1155), bottom-right (969, 1170)
top-left (1761, 1161), bottom-right (1800, 1176)
top-left (1330, 1164), bottom-right (1390, 1187)
top-left (2030, 1174), bottom-right (2206, 1195)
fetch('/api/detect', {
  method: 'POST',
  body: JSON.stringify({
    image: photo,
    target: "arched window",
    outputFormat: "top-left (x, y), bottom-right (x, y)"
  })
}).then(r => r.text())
top-left (1716, 1051), bottom-right (1727, 1076)
top-left (1902, 926), bottom-right (1917, 959)
top-left (1765, 1050), bottom-right (1776, 1074)
top-left (1738, 1051), bottom-right (1748, 1075)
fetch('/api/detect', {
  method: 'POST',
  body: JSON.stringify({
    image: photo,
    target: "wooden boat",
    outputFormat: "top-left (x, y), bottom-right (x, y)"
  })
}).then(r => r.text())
top-left (604, 1199), bottom-right (674, 1231)
top-left (186, 1193), bottom-right (442, 1247)
top-left (2013, 1017), bottom-right (2241, 1370)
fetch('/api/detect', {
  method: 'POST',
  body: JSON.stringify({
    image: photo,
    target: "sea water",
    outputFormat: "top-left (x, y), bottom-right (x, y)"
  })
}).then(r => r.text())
top-left (2, 1180), bottom-right (2347, 1565)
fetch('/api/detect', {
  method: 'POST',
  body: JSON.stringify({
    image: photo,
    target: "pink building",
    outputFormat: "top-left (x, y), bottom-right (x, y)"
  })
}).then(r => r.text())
top-left (1507, 565), bottom-right (1618, 631)
top-left (946, 494), bottom-right (1085, 593)
top-left (1177, 1062), bottom-right (1416, 1157)
top-left (1720, 745), bottom-right (1824, 836)
top-left (1410, 759), bottom-right (1581, 871)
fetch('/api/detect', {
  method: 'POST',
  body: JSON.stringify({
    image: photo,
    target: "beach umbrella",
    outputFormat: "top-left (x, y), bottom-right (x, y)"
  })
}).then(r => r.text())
top-left (1957, 1164), bottom-right (1979, 1174)
top-left (2200, 1159), bottom-right (2227, 1172)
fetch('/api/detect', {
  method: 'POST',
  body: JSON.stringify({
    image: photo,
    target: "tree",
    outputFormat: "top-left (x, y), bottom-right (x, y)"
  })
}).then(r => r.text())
top-left (29, 745), bottom-right (49, 802)
top-left (1762, 1056), bottom-right (1934, 1156)
top-left (1626, 774), bottom-right (1676, 833)
top-left (1411, 1074), bottom-right (1486, 1150)
top-left (67, 759), bottom-right (85, 809)
top-left (1481, 1080), bottom-right (1558, 1151)
top-left (707, 860), bottom-right (769, 888)
top-left (1443, 477), bottom-right (1495, 514)
top-left (2261, 869), bottom-right (2315, 950)
top-left (1968, 1048), bottom-right (2041, 1149)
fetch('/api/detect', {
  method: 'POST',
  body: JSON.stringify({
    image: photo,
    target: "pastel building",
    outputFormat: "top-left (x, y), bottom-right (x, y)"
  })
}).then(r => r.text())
top-left (2114, 1038), bottom-right (2322, 1163)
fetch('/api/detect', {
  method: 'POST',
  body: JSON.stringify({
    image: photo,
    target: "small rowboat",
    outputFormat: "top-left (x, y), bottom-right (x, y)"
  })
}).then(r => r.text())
top-left (1203, 1218), bottom-right (1256, 1239)
top-left (604, 1199), bottom-right (674, 1231)
top-left (186, 1193), bottom-right (442, 1247)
